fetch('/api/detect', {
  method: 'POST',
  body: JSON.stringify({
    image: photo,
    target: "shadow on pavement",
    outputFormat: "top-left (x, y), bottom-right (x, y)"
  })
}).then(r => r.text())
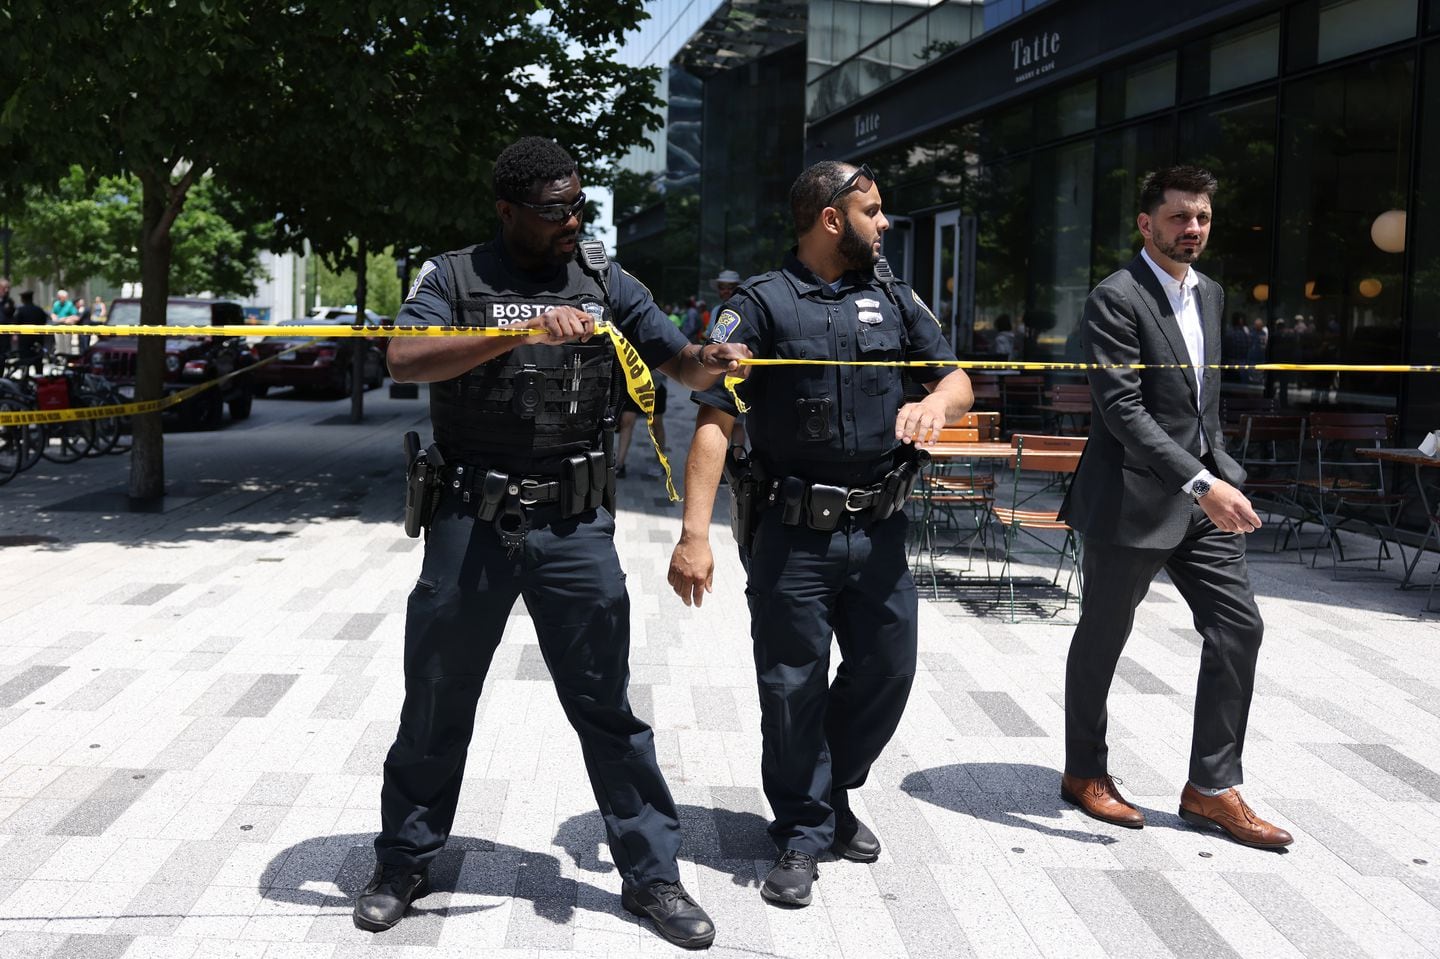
top-left (903, 763), bottom-right (1118, 845)
top-left (554, 804), bottom-right (774, 889)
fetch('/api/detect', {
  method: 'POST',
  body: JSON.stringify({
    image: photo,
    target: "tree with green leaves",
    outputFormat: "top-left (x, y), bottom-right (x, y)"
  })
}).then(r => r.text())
top-left (1, 1), bottom-right (662, 493)
top-left (12, 166), bottom-right (272, 296)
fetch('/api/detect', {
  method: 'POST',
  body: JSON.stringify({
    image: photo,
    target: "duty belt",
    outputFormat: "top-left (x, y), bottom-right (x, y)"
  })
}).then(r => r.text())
top-left (442, 465), bottom-right (563, 506)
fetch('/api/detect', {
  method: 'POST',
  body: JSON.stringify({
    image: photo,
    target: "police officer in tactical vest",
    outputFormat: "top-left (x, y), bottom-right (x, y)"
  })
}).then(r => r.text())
top-left (667, 161), bottom-right (973, 907)
top-left (356, 137), bottom-right (749, 948)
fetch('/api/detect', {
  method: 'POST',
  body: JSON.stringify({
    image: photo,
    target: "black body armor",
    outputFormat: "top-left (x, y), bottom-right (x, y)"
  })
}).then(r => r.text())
top-left (429, 242), bottom-right (619, 476)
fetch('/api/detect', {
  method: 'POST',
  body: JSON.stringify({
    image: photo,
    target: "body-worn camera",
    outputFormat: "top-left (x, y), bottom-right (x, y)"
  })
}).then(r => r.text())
top-left (512, 367), bottom-right (545, 419)
top-left (795, 397), bottom-right (833, 442)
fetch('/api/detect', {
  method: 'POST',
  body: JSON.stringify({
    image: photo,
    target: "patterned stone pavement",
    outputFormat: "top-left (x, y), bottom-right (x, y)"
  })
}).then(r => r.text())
top-left (0, 385), bottom-right (1438, 959)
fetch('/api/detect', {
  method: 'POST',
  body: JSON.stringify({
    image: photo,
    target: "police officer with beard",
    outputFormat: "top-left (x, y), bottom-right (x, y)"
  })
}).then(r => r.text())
top-left (667, 161), bottom-right (973, 907)
top-left (356, 137), bottom-right (748, 949)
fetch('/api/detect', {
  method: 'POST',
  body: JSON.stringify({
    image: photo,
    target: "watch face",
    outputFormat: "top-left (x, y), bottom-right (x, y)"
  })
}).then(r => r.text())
top-left (1193, 479), bottom-right (1211, 497)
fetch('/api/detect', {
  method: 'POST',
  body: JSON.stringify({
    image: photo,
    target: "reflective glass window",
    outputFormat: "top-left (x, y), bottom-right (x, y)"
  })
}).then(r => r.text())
top-left (1124, 53), bottom-right (1177, 118)
top-left (1209, 16), bottom-right (1281, 95)
top-left (1317, 0), bottom-right (1418, 64)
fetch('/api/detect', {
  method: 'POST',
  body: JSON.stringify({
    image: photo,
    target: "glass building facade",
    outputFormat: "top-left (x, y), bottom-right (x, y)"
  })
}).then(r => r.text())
top-left (614, 1), bottom-right (808, 306)
top-left (805, 0), bottom-right (1439, 449)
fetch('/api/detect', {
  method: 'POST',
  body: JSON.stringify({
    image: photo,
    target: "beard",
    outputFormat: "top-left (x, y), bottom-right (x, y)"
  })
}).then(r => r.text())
top-left (838, 218), bottom-right (879, 271)
top-left (1155, 232), bottom-right (1205, 263)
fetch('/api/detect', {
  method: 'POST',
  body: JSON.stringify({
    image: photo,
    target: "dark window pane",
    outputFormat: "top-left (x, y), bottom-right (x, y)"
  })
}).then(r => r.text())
top-left (1125, 53), bottom-right (1177, 118)
top-left (1092, 119), bottom-right (1175, 283)
top-left (1317, 0), bottom-right (1417, 64)
top-left (1209, 15), bottom-right (1281, 95)
top-left (1274, 54), bottom-right (1414, 414)
top-left (1036, 79), bottom-right (1098, 139)
top-left (1027, 141), bottom-right (1095, 360)
top-left (1179, 96), bottom-right (1278, 385)
top-left (1406, 43), bottom-right (1440, 442)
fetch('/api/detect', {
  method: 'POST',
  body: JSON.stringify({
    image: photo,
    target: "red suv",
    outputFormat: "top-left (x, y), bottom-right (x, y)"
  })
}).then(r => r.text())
top-left (82, 297), bottom-right (257, 429)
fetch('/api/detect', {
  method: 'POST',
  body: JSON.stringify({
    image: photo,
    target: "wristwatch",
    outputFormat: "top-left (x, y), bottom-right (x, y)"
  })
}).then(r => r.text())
top-left (1191, 476), bottom-right (1212, 500)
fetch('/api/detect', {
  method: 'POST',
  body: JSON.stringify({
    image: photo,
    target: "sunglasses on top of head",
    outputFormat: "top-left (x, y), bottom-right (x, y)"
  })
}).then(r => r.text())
top-left (512, 191), bottom-right (587, 223)
top-left (826, 164), bottom-right (877, 207)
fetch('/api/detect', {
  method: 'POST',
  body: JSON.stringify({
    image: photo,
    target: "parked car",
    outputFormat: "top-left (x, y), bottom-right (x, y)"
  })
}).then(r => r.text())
top-left (250, 312), bottom-right (387, 397)
top-left (82, 297), bottom-right (256, 429)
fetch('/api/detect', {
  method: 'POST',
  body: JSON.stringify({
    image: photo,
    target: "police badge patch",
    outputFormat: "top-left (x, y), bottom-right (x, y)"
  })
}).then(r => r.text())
top-left (856, 297), bottom-right (883, 324)
top-left (911, 289), bottom-right (940, 326)
top-left (710, 308), bottom-right (742, 343)
top-left (406, 260), bottom-right (437, 301)
top-left (582, 301), bottom-right (607, 324)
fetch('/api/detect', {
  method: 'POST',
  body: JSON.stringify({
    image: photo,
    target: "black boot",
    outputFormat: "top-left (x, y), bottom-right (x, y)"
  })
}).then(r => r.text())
top-left (621, 880), bottom-right (716, 949)
top-left (352, 862), bottom-right (431, 932)
top-left (761, 850), bottom-right (819, 907)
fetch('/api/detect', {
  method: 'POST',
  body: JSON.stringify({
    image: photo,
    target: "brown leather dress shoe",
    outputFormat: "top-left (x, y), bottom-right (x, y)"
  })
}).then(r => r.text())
top-left (1060, 773), bottom-right (1145, 828)
top-left (1179, 784), bottom-right (1293, 849)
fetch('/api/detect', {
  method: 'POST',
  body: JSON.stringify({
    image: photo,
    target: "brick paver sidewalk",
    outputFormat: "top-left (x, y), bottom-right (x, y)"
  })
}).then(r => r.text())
top-left (0, 386), bottom-right (1437, 959)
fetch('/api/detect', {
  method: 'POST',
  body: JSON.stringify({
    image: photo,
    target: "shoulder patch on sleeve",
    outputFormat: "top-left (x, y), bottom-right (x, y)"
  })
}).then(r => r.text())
top-left (910, 289), bottom-right (940, 326)
top-left (406, 260), bottom-right (438, 302)
top-left (710, 307), bottom-right (743, 343)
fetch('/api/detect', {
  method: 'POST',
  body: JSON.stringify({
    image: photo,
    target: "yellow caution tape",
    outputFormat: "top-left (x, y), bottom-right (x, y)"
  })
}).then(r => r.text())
top-left (595, 323), bottom-right (678, 500)
top-left (0, 347), bottom-right (299, 426)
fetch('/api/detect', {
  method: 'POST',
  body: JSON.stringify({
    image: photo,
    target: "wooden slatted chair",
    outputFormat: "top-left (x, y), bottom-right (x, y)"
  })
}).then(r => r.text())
top-left (1295, 412), bottom-right (1407, 577)
top-left (991, 434), bottom-right (1085, 622)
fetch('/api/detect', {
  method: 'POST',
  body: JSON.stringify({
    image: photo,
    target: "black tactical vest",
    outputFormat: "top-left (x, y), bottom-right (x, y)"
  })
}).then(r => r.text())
top-left (430, 242), bottom-right (618, 475)
top-left (741, 269), bottom-right (910, 486)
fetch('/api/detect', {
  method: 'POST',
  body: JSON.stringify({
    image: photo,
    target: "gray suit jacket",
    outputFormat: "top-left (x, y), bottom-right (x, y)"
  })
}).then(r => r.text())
top-left (1058, 254), bottom-right (1244, 550)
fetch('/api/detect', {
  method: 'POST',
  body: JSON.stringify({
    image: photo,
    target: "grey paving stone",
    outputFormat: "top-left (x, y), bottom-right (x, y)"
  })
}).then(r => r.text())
top-left (183, 674), bottom-right (255, 717)
top-left (1288, 696), bottom-right (1398, 745)
top-left (0, 932), bottom-right (66, 959)
top-left (969, 691), bottom-right (1046, 737)
top-left (0, 835), bottom-right (69, 878)
top-left (1048, 867), bottom-right (1171, 958)
top-left (691, 687), bottom-right (741, 732)
top-left (107, 883), bottom-right (207, 935)
top-left (122, 584), bottom-right (183, 606)
top-left (56, 670), bottom-right (143, 712)
top-left (1270, 798), bottom-right (1407, 877)
top-left (225, 673), bottom-right (299, 718)
top-left (311, 676), bottom-right (377, 720)
top-left (342, 721), bottom-right (397, 776)
top-left (1114, 656), bottom-right (1178, 695)
top-left (0, 665), bottom-right (68, 707)
top-left (153, 841), bottom-right (239, 886)
top-left (1222, 871), bottom-right (1363, 959)
top-left (930, 688), bottom-right (1003, 736)
top-left (49, 768), bottom-right (162, 837)
top-left (50, 934), bottom-right (134, 959)
top-left (869, 862), bottom-right (974, 958)
top-left (335, 613), bottom-right (386, 642)
top-left (513, 645), bottom-right (550, 681)
top-left (1108, 869), bottom-right (1241, 959)
top-left (503, 857), bottom-right (577, 950)
top-left (708, 786), bottom-right (774, 860)
top-left (1302, 742), bottom-right (1426, 800)
top-left (150, 717), bottom-right (238, 770)
top-left (628, 683), bottom-right (653, 726)
top-left (1343, 744), bottom-right (1440, 802)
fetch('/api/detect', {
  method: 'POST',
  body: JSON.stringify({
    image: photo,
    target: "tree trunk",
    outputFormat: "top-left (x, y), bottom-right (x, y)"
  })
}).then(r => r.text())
top-left (350, 236), bottom-right (367, 423)
top-left (129, 177), bottom-right (172, 501)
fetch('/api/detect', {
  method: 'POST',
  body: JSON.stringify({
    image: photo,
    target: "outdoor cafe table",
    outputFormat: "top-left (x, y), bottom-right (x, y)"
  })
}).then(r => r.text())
top-left (1355, 446), bottom-right (1440, 588)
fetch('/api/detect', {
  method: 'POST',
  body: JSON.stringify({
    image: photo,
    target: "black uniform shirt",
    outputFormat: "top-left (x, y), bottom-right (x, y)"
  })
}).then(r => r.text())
top-left (398, 239), bottom-right (690, 370)
top-left (694, 251), bottom-right (956, 486)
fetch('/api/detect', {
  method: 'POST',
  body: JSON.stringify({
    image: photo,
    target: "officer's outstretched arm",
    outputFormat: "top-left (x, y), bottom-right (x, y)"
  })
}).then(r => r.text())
top-left (896, 368), bottom-right (975, 445)
top-left (387, 306), bottom-right (597, 382)
top-left (667, 405), bottom-right (735, 607)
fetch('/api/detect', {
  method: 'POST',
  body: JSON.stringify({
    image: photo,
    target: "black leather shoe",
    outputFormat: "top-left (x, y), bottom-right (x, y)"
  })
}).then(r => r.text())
top-left (353, 863), bottom-right (431, 932)
top-left (621, 880), bottom-right (715, 949)
top-left (761, 850), bottom-right (819, 907)
top-left (832, 816), bottom-right (881, 863)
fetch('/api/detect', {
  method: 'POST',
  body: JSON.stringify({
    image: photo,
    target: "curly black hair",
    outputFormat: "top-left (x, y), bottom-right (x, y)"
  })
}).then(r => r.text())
top-left (789, 160), bottom-right (855, 235)
top-left (493, 137), bottom-right (578, 202)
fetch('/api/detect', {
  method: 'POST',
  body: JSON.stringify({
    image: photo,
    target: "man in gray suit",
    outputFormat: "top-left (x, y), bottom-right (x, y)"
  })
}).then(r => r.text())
top-left (1057, 166), bottom-right (1292, 849)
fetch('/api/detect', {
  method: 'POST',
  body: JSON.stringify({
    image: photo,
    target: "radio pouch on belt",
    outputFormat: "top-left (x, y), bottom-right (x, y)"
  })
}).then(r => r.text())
top-left (585, 450), bottom-right (608, 508)
top-left (560, 454), bottom-right (589, 518)
top-left (806, 483), bottom-right (848, 532)
top-left (478, 469), bottom-right (509, 522)
top-left (780, 477), bottom-right (806, 527)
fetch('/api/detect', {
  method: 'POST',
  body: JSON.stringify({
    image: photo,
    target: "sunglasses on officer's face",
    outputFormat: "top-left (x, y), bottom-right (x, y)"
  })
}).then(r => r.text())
top-left (513, 191), bottom-right (587, 223)
top-left (827, 164), bottom-right (877, 207)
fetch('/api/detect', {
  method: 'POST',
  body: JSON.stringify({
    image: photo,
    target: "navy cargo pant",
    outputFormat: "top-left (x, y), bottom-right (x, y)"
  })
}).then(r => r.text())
top-left (375, 492), bottom-right (682, 887)
top-left (744, 508), bottom-right (918, 855)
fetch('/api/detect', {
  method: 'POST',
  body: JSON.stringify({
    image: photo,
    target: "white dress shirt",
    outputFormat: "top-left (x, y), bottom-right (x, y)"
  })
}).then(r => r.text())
top-left (1140, 248), bottom-right (1214, 494)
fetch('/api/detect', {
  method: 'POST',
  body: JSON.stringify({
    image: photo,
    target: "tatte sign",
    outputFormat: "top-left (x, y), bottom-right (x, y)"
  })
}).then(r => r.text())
top-left (1011, 30), bottom-right (1060, 85)
top-left (855, 111), bottom-right (881, 147)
